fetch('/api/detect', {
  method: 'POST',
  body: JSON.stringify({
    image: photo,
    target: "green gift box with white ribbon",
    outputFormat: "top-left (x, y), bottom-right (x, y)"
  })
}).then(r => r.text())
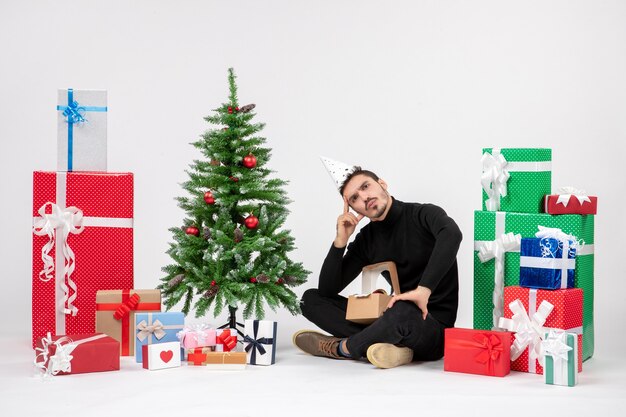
top-left (473, 210), bottom-right (595, 360)
top-left (481, 148), bottom-right (552, 213)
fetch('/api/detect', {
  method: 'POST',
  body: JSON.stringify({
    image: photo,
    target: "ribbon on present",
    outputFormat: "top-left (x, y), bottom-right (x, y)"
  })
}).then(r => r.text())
top-left (446, 332), bottom-right (505, 376)
top-left (498, 292), bottom-right (554, 373)
top-left (34, 333), bottom-right (107, 377)
top-left (243, 321), bottom-right (275, 365)
top-left (187, 348), bottom-right (210, 365)
top-left (477, 231), bottom-right (521, 329)
top-left (216, 329), bottom-right (237, 352)
top-left (136, 313), bottom-right (184, 344)
top-left (555, 186), bottom-right (592, 208)
top-left (32, 202), bottom-right (85, 319)
top-left (542, 330), bottom-right (577, 386)
top-left (481, 149), bottom-right (510, 212)
top-left (56, 88), bottom-right (107, 171)
top-left (96, 290), bottom-right (160, 355)
top-left (33, 172), bottom-right (134, 336)
top-left (177, 324), bottom-right (216, 349)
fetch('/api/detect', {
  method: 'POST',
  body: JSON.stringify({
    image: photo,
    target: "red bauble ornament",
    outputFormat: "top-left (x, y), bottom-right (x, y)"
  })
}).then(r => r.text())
top-left (185, 226), bottom-right (200, 236)
top-left (211, 280), bottom-right (217, 287)
top-left (242, 153), bottom-right (257, 169)
top-left (244, 214), bottom-right (259, 229)
top-left (204, 191), bottom-right (215, 204)
top-left (228, 106), bottom-right (233, 114)
top-left (229, 176), bottom-right (239, 182)
top-left (235, 107), bottom-right (239, 112)
top-left (249, 277), bottom-right (257, 283)
top-left (276, 278), bottom-right (285, 285)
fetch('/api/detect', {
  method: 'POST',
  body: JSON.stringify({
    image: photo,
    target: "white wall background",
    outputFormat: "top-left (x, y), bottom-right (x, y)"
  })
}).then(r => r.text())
top-left (1, 0), bottom-right (624, 356)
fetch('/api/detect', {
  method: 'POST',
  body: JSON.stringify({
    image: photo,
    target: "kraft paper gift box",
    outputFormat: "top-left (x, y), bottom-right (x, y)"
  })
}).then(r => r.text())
top-left (481, 148), bottom-right (552, 213)
top-left (142, 341), bottom-right (181, 370)
top-left (187, 347), bottom-right (217, 365)
top-left (57, 88), bottom-right (107, 172)
top-left (519, 236), bottom-right (577, 290)
top-left (215, 328), bottom-right (238, 352)
top-left (443, 328), bottom-right (512, 377)
top-left (499, 286), bottom-right (583, 375)
top-left (544, 187), bottom-right (597, 215)
top-left (96, 289), bottom-right (161, 356)
top-left (543, 330), bottom-right (579, 387)
top-left (34, 333), bottom-right (119, 376)
top-left (32, 171), bottom-right (134, 348)
top-left (244, 320), bottom-right (277, 366)
top-left (135, 312), bottom-right (185, 362)
top-left (473, 210), bottom-right (595, 360)
top-left (203, 351), bottom-right (246, 370)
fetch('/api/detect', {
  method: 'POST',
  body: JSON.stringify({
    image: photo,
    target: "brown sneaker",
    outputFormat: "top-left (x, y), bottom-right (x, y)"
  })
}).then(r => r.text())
top-left (292, 330), bottom-right (346, 359)
top-left (366, 343), bottom-right (413, 369)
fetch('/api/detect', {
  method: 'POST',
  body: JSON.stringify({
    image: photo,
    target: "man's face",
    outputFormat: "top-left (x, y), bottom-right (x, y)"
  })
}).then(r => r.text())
top-left (342, 174), bottom-right (390, 220)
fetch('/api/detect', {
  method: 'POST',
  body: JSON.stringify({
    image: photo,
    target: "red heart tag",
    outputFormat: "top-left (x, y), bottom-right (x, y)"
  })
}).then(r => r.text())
top-left (160, 350), bottom-right (173, 363)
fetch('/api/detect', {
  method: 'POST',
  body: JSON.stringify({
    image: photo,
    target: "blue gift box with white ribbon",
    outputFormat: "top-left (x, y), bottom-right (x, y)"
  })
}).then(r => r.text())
top-left (243, 320), bottom-right (277, 365)
top-left (57, 88), bottom-right (108, 172)
top-left (519, 237), bottom-right (576, 290)
top-left (135, 312), bottom-right (185, 362)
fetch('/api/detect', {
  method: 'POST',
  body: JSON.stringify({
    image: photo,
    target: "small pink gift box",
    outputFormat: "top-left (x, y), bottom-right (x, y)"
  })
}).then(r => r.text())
top-left (177, 324), bottom-right (216, 349)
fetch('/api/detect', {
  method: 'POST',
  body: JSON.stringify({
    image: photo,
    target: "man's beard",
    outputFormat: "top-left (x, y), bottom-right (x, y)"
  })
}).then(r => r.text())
top-left (366, 198), bottom-right (387, 219)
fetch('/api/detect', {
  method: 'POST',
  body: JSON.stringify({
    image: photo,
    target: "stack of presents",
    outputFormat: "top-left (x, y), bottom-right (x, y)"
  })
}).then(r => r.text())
top-left (444, 148), bottom-right (597, 387)
top-left (32, 89), bottom-right (277, 376)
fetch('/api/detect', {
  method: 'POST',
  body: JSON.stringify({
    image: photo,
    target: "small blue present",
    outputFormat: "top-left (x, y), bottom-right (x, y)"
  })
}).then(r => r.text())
top-left (135, 312), bottom-right (185, 362)
top-left (519, 235), bottom-right (576, 290)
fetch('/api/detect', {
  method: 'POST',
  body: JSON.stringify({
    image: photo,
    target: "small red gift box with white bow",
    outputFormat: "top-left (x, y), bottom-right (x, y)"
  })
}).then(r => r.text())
top-left (544, 187), bottom-right (597, 215)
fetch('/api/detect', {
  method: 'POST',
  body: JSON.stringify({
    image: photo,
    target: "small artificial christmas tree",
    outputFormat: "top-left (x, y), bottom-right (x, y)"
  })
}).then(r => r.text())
top-left (159, 68), bottom-right (309, 321)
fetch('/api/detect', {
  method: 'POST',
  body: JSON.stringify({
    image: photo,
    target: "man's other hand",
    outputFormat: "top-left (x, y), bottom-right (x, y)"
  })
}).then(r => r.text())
top-left (387, 286), bottom-right (432, 320)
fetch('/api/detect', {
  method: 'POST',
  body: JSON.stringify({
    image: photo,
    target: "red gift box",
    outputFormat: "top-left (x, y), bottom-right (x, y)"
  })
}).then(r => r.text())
top-left (544, 193), bottom-right (597, 215)
top-left (32, 171), bottom-right (134, 348)
top-left (34, 333), bottom-right (120, 376)
top-left (444, 328), bottom-right (512, 377)
top-left (502, 286), bottom-right (583, 374)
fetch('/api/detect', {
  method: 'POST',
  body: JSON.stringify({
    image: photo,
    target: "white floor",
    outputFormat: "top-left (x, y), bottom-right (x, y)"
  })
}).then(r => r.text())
top-left (2, 321), bottom-right (625, 417)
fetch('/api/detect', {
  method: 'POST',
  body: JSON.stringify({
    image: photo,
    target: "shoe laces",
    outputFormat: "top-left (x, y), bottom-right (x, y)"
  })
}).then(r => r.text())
top-left (319, 339), bottom-right (340, 358)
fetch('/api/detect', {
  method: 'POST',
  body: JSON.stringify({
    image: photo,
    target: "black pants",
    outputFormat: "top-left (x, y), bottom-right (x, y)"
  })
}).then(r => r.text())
top-left (300, 288), bottom-right (445, 360)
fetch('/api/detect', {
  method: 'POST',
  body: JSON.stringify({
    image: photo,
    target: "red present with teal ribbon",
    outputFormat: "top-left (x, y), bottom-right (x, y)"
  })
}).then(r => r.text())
top-left (543, 330), bottom-right (578, 387)
top-left (444, 328), bottom-right (512, 377)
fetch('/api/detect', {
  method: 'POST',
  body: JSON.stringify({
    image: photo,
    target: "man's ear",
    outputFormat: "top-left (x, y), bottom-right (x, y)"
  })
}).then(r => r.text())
top-left (378, 179), bottom-right (388, 191)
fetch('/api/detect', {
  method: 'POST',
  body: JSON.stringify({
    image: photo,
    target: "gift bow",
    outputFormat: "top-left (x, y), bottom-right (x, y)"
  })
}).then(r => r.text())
top-left (61, 99), bottom-right (87, 124)
top-left (477, 232), bottom-right (521, 329)
top-left (535, 226), bottom-right (582, 257)
top-left (481, 149), bottom-right (510, 211)
top-left (498, 299), bottom-right (553, 365)
top-left (32, 202), bottom-right (85, 316)
top-left (216, 330), bottom-right (237, 352)
top-left (556, 186), bottom-right (592, 207)
top-left (113, 293), bottom-right (141, 320)
top-left (136, 319), bottom-right (167, 342)
top-left (542, 329), bottom-right (573, 367)
top-left (34, 333), bottom-right (77, 377)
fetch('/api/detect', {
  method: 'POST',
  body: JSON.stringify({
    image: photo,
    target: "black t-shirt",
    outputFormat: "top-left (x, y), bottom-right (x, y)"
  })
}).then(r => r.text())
top-left (319, 198), bottom-right (462, 328)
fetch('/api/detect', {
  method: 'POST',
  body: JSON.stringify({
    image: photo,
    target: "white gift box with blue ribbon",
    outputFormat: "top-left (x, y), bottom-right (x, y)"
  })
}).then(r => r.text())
top-left (244, 320), bottom-right (277, 365)
top-left (519, 226), bottom-right (578, 290)
top-left (57, 88), bottom-right (107, 172)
